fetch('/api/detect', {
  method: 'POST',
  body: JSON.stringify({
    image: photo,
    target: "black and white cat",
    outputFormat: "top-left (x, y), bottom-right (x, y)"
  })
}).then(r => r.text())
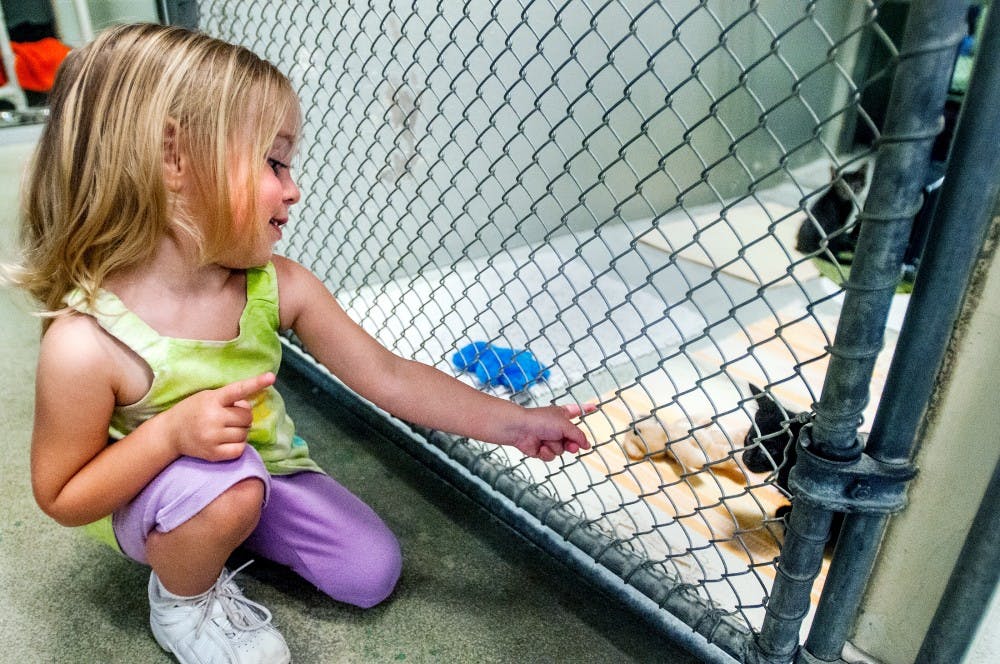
top-left (741, 384), bottom-right (803, 493)
top-left (741, 384), bottom-right (843, 546)
top-left (796, 165), bottom-right (868, 264)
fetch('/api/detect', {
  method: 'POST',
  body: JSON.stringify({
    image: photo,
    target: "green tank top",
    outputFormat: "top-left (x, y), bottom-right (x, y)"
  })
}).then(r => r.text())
top-left (64, 262), bottom-right (322, 550)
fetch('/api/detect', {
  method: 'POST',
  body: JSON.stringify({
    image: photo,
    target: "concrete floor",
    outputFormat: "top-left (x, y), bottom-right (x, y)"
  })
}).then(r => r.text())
top-left (0, 124), bottom-right (703, 662)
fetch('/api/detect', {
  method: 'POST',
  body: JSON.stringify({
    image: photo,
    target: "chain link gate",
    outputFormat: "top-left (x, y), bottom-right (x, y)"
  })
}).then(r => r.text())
top-left (194, 1), bottom-right (977, 660)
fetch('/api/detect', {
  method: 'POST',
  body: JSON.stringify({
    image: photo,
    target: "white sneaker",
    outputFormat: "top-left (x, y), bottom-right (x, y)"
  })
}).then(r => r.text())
top-left (148, 562), bottom-right (291, 664)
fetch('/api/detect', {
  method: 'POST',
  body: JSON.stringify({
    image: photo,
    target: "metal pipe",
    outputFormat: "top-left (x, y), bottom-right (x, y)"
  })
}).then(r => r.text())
top-left (868, 0), bottom-right (1000, 464)
top-left (752, 1), bottom-right (968, 661)
top-left (803, 512), bottom-right (887, 660)
top-left (0, 2), bottom-right (28, 111)
top-left (160, 0), bottom-right (201, 29)
top-left (752, 500), bottom-right (836, 662)
top-left (71, 0), bottom-right (95, 42)
top-left (805, 1), bottom-right (1000, 659)
top-left (915, 460), bottom-right (1000, 664)
top-left (810, 0), bottom-right (966, 461)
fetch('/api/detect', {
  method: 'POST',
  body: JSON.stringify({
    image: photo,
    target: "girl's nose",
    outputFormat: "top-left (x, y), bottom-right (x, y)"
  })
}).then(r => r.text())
top-left (284, 174), bottom-right (301, 205)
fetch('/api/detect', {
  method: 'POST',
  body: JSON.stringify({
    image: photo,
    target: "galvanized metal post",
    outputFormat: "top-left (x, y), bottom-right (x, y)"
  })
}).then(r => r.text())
top-left (750, 1), bottom-right (968, 662)
top-left (160, 0), bottom-right (200, 28)
top-left (807, 2), bottom-right (1000, 659)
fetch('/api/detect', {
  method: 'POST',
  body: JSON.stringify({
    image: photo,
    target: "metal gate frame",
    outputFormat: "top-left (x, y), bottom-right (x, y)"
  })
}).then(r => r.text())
top-left (184, 1), bottom-right (1000, 661)
top-left (753, 1), bottom-right (998, 662)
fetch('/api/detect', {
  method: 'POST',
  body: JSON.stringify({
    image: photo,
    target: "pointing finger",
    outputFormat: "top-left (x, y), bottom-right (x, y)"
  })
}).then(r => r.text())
top-left (218, 372), bottom-right (276, 405)
top-left (560, 402), bottom-right (598, 419)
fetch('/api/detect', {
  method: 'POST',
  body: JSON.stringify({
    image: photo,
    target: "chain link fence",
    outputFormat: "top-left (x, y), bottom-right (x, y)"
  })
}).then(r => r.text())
top-left (200, 1), bottom-right (953, 658)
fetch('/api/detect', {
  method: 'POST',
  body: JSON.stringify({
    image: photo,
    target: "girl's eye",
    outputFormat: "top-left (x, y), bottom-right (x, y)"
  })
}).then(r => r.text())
top-left (267, 158), bottom-right (289, 176)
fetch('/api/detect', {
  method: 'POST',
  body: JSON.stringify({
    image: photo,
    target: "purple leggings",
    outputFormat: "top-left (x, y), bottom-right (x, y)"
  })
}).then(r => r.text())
top-left (112, 446), bottom-right (402, 608)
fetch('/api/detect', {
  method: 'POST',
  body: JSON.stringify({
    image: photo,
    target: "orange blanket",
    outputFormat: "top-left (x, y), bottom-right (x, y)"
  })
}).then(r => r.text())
top-left (0, 38), bottom-right (72, 92)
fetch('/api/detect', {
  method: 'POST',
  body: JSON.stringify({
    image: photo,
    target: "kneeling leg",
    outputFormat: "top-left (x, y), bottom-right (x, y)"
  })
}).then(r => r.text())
top-left (243, 471), bottom-right (402, 608)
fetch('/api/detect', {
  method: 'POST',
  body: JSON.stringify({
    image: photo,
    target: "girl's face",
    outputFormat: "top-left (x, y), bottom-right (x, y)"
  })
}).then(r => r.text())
top-left (258, 114), bottom-right (300, 251)
top-left (222, 109), bottom-right (301, 268)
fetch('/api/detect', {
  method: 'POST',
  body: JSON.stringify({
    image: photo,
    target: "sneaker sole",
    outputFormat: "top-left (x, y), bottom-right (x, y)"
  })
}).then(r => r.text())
top-left (151, 621), bottom-right (291, 664)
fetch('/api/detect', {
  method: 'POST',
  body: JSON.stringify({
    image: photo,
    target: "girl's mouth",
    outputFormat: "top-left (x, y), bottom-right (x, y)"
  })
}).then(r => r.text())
top-left (269, 218), bottom-right (286, 239)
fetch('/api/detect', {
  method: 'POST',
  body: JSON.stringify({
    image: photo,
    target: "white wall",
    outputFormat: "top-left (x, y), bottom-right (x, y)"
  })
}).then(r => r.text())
top-left (852, 215), bottom-right (1000, 663)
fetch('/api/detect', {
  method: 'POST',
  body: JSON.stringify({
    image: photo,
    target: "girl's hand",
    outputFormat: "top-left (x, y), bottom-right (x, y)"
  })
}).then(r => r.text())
top-left (508, 403), bottom-right (596, 461)
top-left (164, 372), bottom-right (276, 461)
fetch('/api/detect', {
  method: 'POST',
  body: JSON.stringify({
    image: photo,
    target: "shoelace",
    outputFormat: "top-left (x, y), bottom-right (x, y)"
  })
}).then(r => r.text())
top-left (192, 561), bottom-right (274, 638)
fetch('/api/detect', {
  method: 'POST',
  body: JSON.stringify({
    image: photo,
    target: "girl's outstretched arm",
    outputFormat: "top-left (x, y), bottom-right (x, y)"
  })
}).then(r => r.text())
top-left (274, 255), bottom-right (592, 460)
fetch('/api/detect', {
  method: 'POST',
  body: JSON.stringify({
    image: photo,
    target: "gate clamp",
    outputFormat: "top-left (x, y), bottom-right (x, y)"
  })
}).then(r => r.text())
top-left (787, 429), bottom-right (917, 514)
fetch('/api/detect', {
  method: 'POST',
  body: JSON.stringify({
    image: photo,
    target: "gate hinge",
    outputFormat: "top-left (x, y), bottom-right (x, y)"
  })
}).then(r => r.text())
top-left (788, 430), bottom-right (917, 514)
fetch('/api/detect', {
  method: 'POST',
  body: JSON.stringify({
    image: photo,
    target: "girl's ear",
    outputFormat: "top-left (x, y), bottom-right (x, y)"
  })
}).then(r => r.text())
top-left (163, 118), bottom-right (185, 192)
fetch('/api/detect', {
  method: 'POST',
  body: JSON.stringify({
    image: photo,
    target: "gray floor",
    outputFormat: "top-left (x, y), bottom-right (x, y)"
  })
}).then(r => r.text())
top-left (0, 125), bottom-right (702, 662)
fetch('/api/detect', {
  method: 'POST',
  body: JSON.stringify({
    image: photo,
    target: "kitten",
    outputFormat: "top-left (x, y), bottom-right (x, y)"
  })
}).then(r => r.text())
top-left (796, 165), bottom-right (868, 264)
top-left (741, 384), bottom-right (843, 546)
top-left (741, 384), bottom-right (803, 491)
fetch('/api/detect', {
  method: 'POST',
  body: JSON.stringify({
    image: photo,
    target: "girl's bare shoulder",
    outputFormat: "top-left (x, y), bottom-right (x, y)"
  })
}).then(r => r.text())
top-left (39, 313), bottom-right (132, 387)
top-left (42, 312), bottom-right (111, 354)
top-left (271, 253), bottom-right (312, 285)
top-left (272, 254), bottom-right (329, 327)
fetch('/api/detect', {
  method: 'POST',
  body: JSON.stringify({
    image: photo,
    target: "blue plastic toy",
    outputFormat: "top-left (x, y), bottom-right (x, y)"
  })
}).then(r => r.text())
top-left (452, 341), bottom-right (550, 392)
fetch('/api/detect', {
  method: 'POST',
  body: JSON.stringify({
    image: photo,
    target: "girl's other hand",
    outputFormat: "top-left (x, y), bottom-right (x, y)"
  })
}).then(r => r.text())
top-left (165, 372), bottom-right (276, 461)
top-left (509, 402), bottom-right (597, 461)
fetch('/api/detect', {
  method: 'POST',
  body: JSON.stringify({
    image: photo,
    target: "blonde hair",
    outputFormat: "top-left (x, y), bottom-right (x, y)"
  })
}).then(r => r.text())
top-left (9, 22), bottom-right (299, 320)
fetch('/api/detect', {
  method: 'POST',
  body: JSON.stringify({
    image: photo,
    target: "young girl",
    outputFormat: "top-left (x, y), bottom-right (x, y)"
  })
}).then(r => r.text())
top-left (11, 23), bottom-right (591, 664)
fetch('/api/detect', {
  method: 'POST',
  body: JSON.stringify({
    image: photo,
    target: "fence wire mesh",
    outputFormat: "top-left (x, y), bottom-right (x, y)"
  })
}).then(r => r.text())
top-left (201, 0), bottom-right (923, 650)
